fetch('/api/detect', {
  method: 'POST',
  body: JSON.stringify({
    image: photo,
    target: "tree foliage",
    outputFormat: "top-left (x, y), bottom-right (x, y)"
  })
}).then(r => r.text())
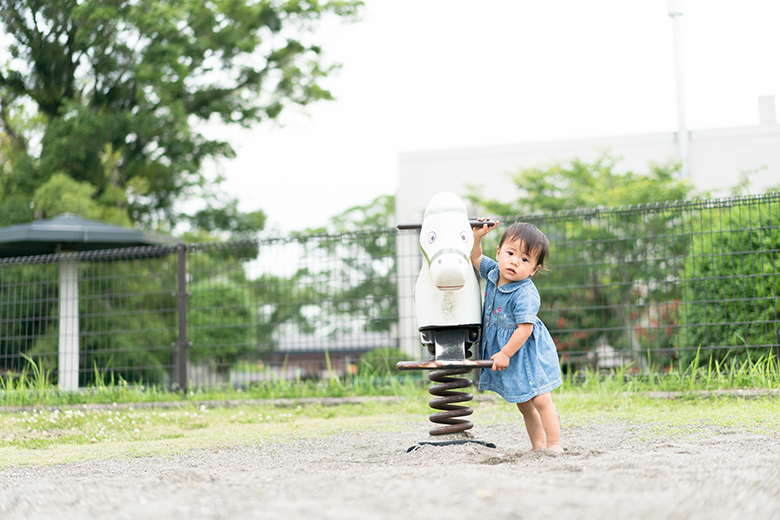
top-left (0, 0), bottom-right (362, 234)
top-left (306, 195), bottom-right (398, 336)
top-left (469, 154), bottom-right (694, 216)
top-left (468, 155), bottom-right (698, 373)
top-left (679, 199), bottom-right (780, 364)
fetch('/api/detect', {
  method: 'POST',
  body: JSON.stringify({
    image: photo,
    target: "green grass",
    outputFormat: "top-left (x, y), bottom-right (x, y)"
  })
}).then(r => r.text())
top-left (0, 392), bottom-right (434, 468)
top-left (0, 354), bottom-right (427, 408)
top-left (1, 352), bottom-right (778, 410)
top-left (1, 386), bottom-right (779, 469)
top-left (561, 351), bottom-right (780, 394)
top-left (1, 353), bottom-right (779, 468)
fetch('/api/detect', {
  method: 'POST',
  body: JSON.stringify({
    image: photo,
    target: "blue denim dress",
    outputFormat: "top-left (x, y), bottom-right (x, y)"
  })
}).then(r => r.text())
top-left (477, 257), bottom-right (562, 403)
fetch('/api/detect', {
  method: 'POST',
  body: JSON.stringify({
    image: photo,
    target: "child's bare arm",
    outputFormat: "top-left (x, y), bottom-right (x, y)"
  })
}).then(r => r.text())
top-left (490, 323), bottom-right (533, 371)
top-left (471, 218), bottom-right (498, 269)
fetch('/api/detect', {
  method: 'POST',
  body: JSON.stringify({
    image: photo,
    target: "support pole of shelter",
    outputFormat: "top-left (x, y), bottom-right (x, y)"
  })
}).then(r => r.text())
top-left (58, 259), bottom-right (79, 391)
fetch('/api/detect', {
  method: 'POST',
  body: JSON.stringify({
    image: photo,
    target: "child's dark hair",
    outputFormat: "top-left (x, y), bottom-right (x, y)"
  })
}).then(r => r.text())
top-left (499, 222), bottom-right (550, 271)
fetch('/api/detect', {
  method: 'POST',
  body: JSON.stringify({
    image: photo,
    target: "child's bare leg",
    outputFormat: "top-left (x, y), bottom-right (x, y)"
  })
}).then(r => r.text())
top-left (516, 400), bottom-right (546, 450)
top-left (531, 392), bottom-right (562, 453)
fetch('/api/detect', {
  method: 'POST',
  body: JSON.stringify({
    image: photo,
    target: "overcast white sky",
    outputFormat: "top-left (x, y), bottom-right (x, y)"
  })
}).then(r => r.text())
top-left (208, 0), bottom-right (780, 234)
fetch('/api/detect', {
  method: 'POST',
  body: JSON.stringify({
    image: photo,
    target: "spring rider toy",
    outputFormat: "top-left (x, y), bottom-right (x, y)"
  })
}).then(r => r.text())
top-left (397, 191), bottom-right (496, 450)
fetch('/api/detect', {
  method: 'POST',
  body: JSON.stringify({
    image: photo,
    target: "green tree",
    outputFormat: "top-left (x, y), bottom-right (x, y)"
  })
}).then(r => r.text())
top-left (0, 0), bottom-right (363, 232)
top-left (32, 171), bottom-right (133, 226)
top-left (299, 195), bottom-right (398, 336)
top-left (186, 241), bottom-right (322, 385)
top-left (468, 155), bottom-right (698, 373)
top-left (470, 154), bottom-right (693, 215)
top-left (20, 256), bottom-right (179, 386)
top-left (678, 198), bottom-right (780, 365)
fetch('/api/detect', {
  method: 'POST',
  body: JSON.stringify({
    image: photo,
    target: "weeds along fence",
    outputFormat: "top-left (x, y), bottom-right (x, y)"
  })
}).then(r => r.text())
top-left (0, 192), bottom-right (778, 390)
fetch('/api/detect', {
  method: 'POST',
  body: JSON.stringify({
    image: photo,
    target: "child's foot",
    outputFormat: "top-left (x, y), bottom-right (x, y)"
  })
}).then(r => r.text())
top-left (547, 443), bottom-right (564, 454)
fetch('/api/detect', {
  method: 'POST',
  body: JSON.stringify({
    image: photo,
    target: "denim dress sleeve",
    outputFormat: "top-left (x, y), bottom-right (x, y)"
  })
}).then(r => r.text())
top-left (511, 283), bottom-right (540, 325)
top-left (479, 256), bottom-right (497, 280)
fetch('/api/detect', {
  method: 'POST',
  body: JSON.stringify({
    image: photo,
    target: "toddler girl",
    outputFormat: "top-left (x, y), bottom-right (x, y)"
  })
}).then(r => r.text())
top-left (471, 220), bottom-right (563, 453)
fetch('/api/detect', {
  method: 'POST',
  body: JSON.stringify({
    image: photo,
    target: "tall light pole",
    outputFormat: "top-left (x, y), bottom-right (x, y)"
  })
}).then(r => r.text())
top-left (668, 0), bottom-right (690, 178)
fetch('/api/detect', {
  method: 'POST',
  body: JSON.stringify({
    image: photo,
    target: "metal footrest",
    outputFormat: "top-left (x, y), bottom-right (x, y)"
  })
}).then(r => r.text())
top-left (396, 359), bottom-right (493, 370)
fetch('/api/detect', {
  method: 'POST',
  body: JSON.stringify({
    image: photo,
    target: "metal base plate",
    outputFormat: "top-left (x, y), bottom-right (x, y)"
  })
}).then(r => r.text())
top-left (407, 436), bottom-right (497, 452)
top-left (407, 439), bottom-right (497, 452)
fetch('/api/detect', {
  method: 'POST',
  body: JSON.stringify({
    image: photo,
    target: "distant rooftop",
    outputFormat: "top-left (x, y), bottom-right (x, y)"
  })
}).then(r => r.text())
top-left (276, 331), bottom-right (396, 353)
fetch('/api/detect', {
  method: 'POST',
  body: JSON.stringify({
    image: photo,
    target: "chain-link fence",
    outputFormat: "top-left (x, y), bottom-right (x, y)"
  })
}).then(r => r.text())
top-left (524, 192), bottom-right (780, 374)
top-left (1, 193), bottom-right (778, 389)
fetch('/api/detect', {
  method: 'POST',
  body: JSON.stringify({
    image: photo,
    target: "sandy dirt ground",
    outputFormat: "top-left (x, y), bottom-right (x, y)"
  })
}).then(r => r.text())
top-left (1, 414), bottom-right (779, 520)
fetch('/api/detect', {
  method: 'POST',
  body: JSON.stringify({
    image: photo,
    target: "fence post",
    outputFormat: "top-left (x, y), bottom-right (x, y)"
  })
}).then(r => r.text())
top-left (58, 258), bottom-right (80, 391)
top-left (176, 245), bottom-right (189, 391)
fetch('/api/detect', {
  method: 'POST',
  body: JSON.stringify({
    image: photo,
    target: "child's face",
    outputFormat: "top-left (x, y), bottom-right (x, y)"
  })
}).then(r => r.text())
top-left (496, 238), bottom-right (541, 286)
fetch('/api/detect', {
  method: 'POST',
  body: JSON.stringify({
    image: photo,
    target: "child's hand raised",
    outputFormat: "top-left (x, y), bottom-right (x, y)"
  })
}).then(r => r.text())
top-left (473, 217), bottom-right (498, 239)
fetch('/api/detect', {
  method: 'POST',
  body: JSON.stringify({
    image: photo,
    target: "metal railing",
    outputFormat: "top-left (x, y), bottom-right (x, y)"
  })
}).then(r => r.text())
top-left (0, 193), bottom-right (777, 388)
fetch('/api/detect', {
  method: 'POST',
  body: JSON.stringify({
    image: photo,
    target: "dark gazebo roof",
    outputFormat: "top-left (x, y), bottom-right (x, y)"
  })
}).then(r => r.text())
top-left (0, 213), bottom-right (182, 258)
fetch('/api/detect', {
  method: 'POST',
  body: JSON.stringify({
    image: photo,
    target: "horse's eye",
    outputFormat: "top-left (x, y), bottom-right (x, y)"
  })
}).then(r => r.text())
top-left (460, 231), bottom-right (469, 242)
top-left (427, 232), bottom-right (436, 243)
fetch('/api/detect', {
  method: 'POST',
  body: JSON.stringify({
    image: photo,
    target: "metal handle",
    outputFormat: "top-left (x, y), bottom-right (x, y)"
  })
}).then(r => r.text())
top-left (397, 219), bottom-right (498, 231)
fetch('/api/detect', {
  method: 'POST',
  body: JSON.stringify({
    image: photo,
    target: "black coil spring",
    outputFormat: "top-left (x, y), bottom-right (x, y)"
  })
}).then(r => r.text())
top-left (427, 367), bottom-right (475, 435)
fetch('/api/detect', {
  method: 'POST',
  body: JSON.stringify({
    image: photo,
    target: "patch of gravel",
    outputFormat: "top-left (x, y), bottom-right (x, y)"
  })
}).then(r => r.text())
top-left (2, 417), bottom-right (779, 519)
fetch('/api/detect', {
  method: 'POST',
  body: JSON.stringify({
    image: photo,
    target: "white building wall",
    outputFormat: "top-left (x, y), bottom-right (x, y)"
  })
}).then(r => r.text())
top-left (397, 123), bottom-right (780, 225)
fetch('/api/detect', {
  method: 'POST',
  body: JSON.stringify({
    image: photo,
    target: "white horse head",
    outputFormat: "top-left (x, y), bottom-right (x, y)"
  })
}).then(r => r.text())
top-left (419, 192), bottom-right (474, 291)
top-left (415, 192), bottom-right (481, 329)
